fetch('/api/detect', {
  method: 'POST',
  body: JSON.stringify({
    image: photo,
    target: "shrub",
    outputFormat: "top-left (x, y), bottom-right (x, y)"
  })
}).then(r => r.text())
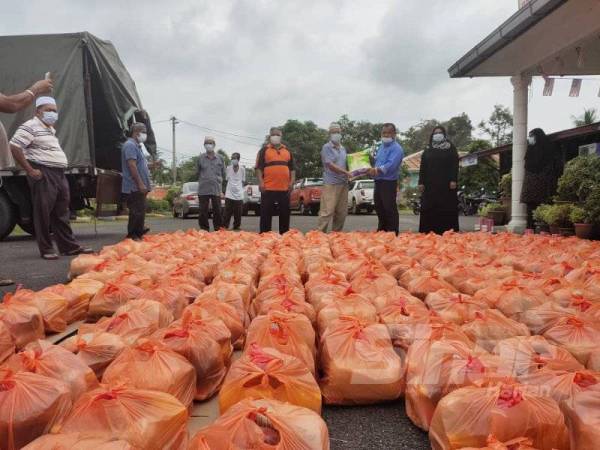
top-left (165, 186), bottom-right (182, 207)
top-left (478, 203), bottom-right (503, 217)
top-left (556, 156), bottom-right (600, 202)
top-left (569, 206), bottom-right (588, 224)
top-left (499, 173), bottom-right (512, 199)
top-left (545, 203), bottom-right (574, 227)
top-left (146, 199), bottom-right (170, 213)
top-left (584, 185), bottom-right (600, 225)
top-left (533, 204), bottom-right (552, 224)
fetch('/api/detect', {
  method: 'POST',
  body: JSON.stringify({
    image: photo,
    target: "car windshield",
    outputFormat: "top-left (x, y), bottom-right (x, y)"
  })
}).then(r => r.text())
top-left (359, 181), bottom-right (374, 189)
top-left (183, 182), bottom-right (198, 193)
top-left (305, 178), bottom-right (323, 186)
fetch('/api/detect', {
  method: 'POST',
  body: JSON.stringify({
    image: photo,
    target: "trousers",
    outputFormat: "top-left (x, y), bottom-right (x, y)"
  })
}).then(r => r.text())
top-left (260, 190), bottom-right (290, 234)
top-left (198, 195), bottom-right (222, 231)
top-left (374, 179), bottom-right (399, 235)
top-left (223, 198), bottom-right (243, 230)
top-left (317, 184), bottom-right (348, 232)
top-left (126, 191), bottom-right (147, 239)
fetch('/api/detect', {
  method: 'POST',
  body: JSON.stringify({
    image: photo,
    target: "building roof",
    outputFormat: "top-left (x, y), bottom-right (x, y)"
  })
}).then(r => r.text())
top-left (402, 151), bottom-right (423, 172)
top-left (449, 0), bottom-right (600, 78)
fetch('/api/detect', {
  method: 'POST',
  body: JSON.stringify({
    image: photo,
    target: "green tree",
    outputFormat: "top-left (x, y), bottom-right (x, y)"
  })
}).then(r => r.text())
top-left (478, 105), bottom-right (513, 147)
top-left (217, 149), bottom-right (230, 166)
top-left (399, 119), bottom-right (441, 155)
top-left (337, 115), bottom-right (384, 153)
top-left (444, 113), bottom-right (473, 150)
top-left (571, 108), bottom-right (598, 127)
top-left (280, 119), bottom-right (328, 178)
top-left (177, 156), bottom-right (199, 183)
top-left (458, 140), bottom-right (500, 195)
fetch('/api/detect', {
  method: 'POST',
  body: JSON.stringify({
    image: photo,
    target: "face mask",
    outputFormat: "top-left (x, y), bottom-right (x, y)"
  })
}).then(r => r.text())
top-left (232, 159), bottom-right (239, 167)
top-left (432, 133), bottom-right (445, 143)
top-left (528, 136), bottom-right (536, 146)
top-left (330, 133), bottom-right (342, 144)
top-left (138, 132), bottom-right (147, 143)
top-left (270, 135), bottom-right (282, 145)
top-left (42, 111), bottom-right (58, 126)
top-left (204, 143), bottom-right (215, 152)
top-left (382, 137), bottom-right (394, 144)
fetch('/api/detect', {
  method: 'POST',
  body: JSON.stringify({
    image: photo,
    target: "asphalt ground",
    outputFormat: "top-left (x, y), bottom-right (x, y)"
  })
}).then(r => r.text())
top-left (0, 212), bottom-right (477, 450)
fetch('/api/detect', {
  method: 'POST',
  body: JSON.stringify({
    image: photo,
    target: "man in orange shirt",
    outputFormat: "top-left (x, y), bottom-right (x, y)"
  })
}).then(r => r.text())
top-left (255, 127), bottom-right (295, 234)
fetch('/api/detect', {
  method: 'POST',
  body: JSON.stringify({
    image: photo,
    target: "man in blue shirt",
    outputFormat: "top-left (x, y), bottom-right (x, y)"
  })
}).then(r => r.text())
top-left (121, 122), bottom-right (152, 241)
top-left (368, 123), bottom-right (404, 234)
top-left (318, 122), bottom-right (351, 232)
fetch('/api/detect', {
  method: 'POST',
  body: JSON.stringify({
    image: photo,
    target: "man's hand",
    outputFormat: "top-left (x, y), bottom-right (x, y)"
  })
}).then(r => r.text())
top-left (259, 181), bottom-right (265, 193)
top-left (30, 79), bottom-right (53, 95)
top-left (418, 184), bottom-right (425, 193)
top-left (449, 181), bottom-right (457, 190)
top-left (138, 184), bottom-right (148, 195)
top-left (27, 168), bottom-right (43, 180)
top-left (367, 167), bottom-right (379, 177)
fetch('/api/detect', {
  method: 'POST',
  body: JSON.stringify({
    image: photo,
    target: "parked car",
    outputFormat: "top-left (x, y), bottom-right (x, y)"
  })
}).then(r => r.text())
top-left (348, 179), bottom-right (375, 214)
top-left (290, 178), bottom-right (323, 215)
top-left (173, 182), bottom-right (199, 218)
top-left (243, 184), bottom-right (261, 216)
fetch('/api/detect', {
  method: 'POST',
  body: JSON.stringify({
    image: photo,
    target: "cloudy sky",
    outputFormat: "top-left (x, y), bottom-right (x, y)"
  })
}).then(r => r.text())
top-left (3, 0), bottom-right (599, 165)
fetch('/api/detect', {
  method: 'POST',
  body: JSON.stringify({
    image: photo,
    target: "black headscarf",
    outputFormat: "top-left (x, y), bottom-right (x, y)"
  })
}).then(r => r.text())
top-left (428, 126), bottom-right (452, 150)
top-left (524, 128), bottom-right (550, 173)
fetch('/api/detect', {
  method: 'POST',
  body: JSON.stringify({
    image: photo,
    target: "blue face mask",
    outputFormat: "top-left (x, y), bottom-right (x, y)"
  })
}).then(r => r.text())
top-left (382, 137), bottom-right (393, 144)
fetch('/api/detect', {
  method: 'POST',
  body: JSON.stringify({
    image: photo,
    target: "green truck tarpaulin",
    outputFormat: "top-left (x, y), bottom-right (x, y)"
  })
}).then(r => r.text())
top-left (0, 32), bottom-right (156, 170)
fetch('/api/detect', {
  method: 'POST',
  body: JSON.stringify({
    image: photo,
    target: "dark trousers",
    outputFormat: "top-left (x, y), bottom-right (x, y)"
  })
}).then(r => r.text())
top-left (126, 191), bottom-right (147, 239)
top-left (260, 190), bottom-right (290, 234)
top-left (198, 195), bottom-right (222, 231)
top-left (223, 198), bottom-right (243, 230)
top-left (27, 163), bottom-right (80, 256)
top-left (374, 180), bottom-right (399, 235)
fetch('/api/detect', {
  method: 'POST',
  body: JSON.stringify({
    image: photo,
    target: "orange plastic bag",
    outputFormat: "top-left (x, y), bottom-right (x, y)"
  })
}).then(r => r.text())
top-left (317, 295), bottom-right (377, 335)
top-left (191, 398), bottom-right (329, 450)
top-left (425, 290), bottom-right (488, 325)
top-left (196, 280), bottom-right (247, 319)
top-left (519, 369), bottom-right (600, 404)
top-left (0, 321), bottom-right (15, 363)
top-left (187, 298), bottom-right (245, 348)
top-left (153, 315), bottom-right (228, 401)
top-left (22, 432), bottom-right (137, 449)
top-left (429, 384), bottom-right (569, 450)
top-left (350, 271), bottom-right (399, 301)
top-left (370, 286), bottom-right (423, 312)
top-left (457, 435), bottom-right (539, 450)
top-left (543, 315), bottom-right (600, 365)
top-left (4, 339), bottom-right (98, 401)
top-left (252, 291), bottom-right (317, 326)
top-left (245, 311), bottom-right (316, 375)
top-left (406, 273), bottom-right (457, 300)
top-left (305, 267), bottom-right (350, 306)
top-left (81, 308), bottom-right (169, 345)
top-left (561, 390), bottom-right (600, 450)
top-left (0, 295), bottom-right (44, 349)
top-left (8, 288), bottom-right (69, 333)
top-left (138, 286), bottom-right (188, 319)
top-left (588, 349), bottom-right (600, 371)
top-left (492, 335), bottom-right (584, 378)
top-left (220, 344), bottom-right (321, 414)
top-left (102, 338), bottom-right (196, 408)
top-left (405, 339), bottom-right (503, 431)
top-left (61, 332), bottom-right (126, 378)
top-left (56, 385), bottom-right (188, 450)
top-left (159, 275), bottom-right (205, 301)
top-left (69, 253), bottom-right (106, 278)
top-left (461, 310), bottom-right (530, 352)
top-left (319, 317), bottom-right (404, 405)
top-left (88, 282), bottom-right (145, 319)
top-left (520, 301), bottom-right (578, 335)
top-left (0, 368), bottom-right (71, 450)
top-left (39, 281), bottom-right (99, 323)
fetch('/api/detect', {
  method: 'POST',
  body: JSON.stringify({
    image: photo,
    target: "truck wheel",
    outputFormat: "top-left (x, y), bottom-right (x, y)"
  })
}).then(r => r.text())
top-left (300, 202), bottom-right (307, 216)
top-left (311, 205), bottom-right (319, 216)
top-left (0, 190), bottom-right (17, 240)
top-left (352, 199), bottom-right (360, 215)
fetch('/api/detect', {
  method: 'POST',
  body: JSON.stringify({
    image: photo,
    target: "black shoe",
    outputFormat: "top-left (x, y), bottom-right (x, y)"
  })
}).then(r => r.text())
top-left (62, 247), bottom-right (94, 256)
top-left (142, 227), bottom-right (150, 235)
top-left (42, 253), bottom-right (59, 260)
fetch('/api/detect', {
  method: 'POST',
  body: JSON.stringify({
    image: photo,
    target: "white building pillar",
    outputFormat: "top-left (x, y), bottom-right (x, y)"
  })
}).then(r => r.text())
top-left (508, 73), bottom-right (531, 233)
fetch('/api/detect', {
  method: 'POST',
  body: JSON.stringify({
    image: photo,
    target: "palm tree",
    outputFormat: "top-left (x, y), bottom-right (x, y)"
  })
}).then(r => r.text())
top-left (572, 108), bottom-right (598, 127)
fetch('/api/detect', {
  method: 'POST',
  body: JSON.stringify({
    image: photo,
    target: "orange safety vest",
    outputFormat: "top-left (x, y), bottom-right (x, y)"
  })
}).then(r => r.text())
top-left (257, 144), bottom-right (294, 191)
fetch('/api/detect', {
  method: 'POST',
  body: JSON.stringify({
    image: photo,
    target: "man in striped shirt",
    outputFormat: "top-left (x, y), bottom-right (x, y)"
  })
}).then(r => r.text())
top-left (10, 96), bottom-right (92, 260)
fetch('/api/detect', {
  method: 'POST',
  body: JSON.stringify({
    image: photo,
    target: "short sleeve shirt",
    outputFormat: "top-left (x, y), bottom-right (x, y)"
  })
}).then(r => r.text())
top-left (225, 165), bottom-right (246, 200)
top-left (255, 144), bottom-right (295, 191)
top-left (197, 153), bottom-right (225, 196)
top-left (121, 138), bottom-right (151, 194)
top-left (321, 141), bottom-right (348, 185)
top-left (9, 117), bottom-right (68, 168)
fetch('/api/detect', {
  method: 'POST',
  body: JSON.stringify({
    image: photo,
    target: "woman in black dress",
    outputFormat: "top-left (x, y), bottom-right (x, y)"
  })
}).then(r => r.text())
top-left (418, 126), bottom-right (459, 234)
top-left (521, 128), bottom-right (561, 229)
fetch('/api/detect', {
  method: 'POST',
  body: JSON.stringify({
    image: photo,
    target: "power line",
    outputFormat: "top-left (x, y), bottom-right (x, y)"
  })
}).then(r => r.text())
top-left (179, 120), bottom-right (263, 142)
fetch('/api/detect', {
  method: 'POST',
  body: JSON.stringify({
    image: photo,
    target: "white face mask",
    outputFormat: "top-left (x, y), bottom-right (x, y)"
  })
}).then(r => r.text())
top-left (270, 135), bottom-right (282, 145)
top-left (41, 111), bottom-right (58, 126)
top-left (204, 143), bottom-right (215, 152)
top-left (382, 137), bottom-right (394, 144)
top-left (528, 136), bottom-right (536, 146)
top-left (330, 133), bottom-right (342, 144)
top-left (232, 159), bottom-right (239, 167)
top-left (137, 132), bottom-right (147, 143)
top-left (432, 133), bottom-right (445, 143)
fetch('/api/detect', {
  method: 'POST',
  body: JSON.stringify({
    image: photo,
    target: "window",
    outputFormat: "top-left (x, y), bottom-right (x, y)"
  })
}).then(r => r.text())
top-left (359, 181), bottom-right (374, 190)
top-left (304, 178), bottom-right (323, 187)
top-left (183, 182), bottom-right (199, 193)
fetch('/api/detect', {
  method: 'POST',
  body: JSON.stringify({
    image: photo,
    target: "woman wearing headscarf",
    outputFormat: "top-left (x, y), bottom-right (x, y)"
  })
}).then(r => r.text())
top-left (418, 126), bottom-right (460, 234)
top-left (521, 128), bottom-right (560, 228)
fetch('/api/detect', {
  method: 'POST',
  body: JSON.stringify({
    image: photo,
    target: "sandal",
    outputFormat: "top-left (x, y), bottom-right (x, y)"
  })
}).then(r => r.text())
top-left (42, 253), bottom-right (59, 260)
top-left (0, 279), bottom-right (14, 286)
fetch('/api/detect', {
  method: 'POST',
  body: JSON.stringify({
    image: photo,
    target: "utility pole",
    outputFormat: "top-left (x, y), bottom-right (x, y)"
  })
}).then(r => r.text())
top-left (170, 116), bottom-right (179, 184)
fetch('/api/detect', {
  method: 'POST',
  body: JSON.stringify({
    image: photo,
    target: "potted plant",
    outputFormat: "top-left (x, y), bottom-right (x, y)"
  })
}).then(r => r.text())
top-left (557, 155), bottom-right (600, 203)
top-left (499, 173), bottom-right (512, 218)
top-left (532, 204), bottom-right (551, 233)
top-left (583, 185), bottom-right (600, 239)
top-left (482, 202), bottom-right (506, 226)
top-left (545, 203), bottom-right (574, 236)
top-left (570, 206), bottom-right (593, 239)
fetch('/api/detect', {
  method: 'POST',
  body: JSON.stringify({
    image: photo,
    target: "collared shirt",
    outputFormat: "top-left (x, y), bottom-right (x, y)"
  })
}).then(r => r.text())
top-left (121, 137), bottom-right (151, 194)
top-left (374, 141), bottom-right (404, 181)
top-left (197, 152), bottom-right (225, 196)
top-left (321, 141), bottom-right (348, 185)
top-left (9, 116), bottom-right (68, 168)
top-left (225, 164), bottom-right (246, 200)
top-left (0, 121), bottom-right (14, 170)
top-left (255, 144), bottom-right (295, 191)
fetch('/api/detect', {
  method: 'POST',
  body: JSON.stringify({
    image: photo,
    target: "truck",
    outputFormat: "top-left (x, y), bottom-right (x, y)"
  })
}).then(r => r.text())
top-left (289, 177), bottom-right (323, 216)
top-left (0, 32), bottom-right (156, 240)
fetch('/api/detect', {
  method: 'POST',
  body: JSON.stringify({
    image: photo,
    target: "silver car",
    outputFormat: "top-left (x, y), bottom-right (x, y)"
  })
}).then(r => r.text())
top-left (172, 182), bottom-right (199, 218)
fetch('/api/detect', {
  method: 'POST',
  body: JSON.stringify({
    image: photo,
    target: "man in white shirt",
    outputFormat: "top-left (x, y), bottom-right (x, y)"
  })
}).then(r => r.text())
top-left (223, 152), bottom-right (245, 230)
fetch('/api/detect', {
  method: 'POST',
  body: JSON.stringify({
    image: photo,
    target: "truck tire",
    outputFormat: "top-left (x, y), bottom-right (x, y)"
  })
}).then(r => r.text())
top-left (311, 205), bottom-right (319, 216)
top-left (0, 190), bottom-right (17, 240)
top-left (300, 200), bottom-right (308, 216)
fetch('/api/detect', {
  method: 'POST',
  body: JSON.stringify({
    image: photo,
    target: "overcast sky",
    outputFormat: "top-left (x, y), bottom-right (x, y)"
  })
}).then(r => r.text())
top-left (3, 0), bottom-right (599, 165)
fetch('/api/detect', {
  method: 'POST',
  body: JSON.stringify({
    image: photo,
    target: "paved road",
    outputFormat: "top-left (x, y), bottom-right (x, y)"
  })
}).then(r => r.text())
top-left (0, 212), bottom-right (476, 450)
